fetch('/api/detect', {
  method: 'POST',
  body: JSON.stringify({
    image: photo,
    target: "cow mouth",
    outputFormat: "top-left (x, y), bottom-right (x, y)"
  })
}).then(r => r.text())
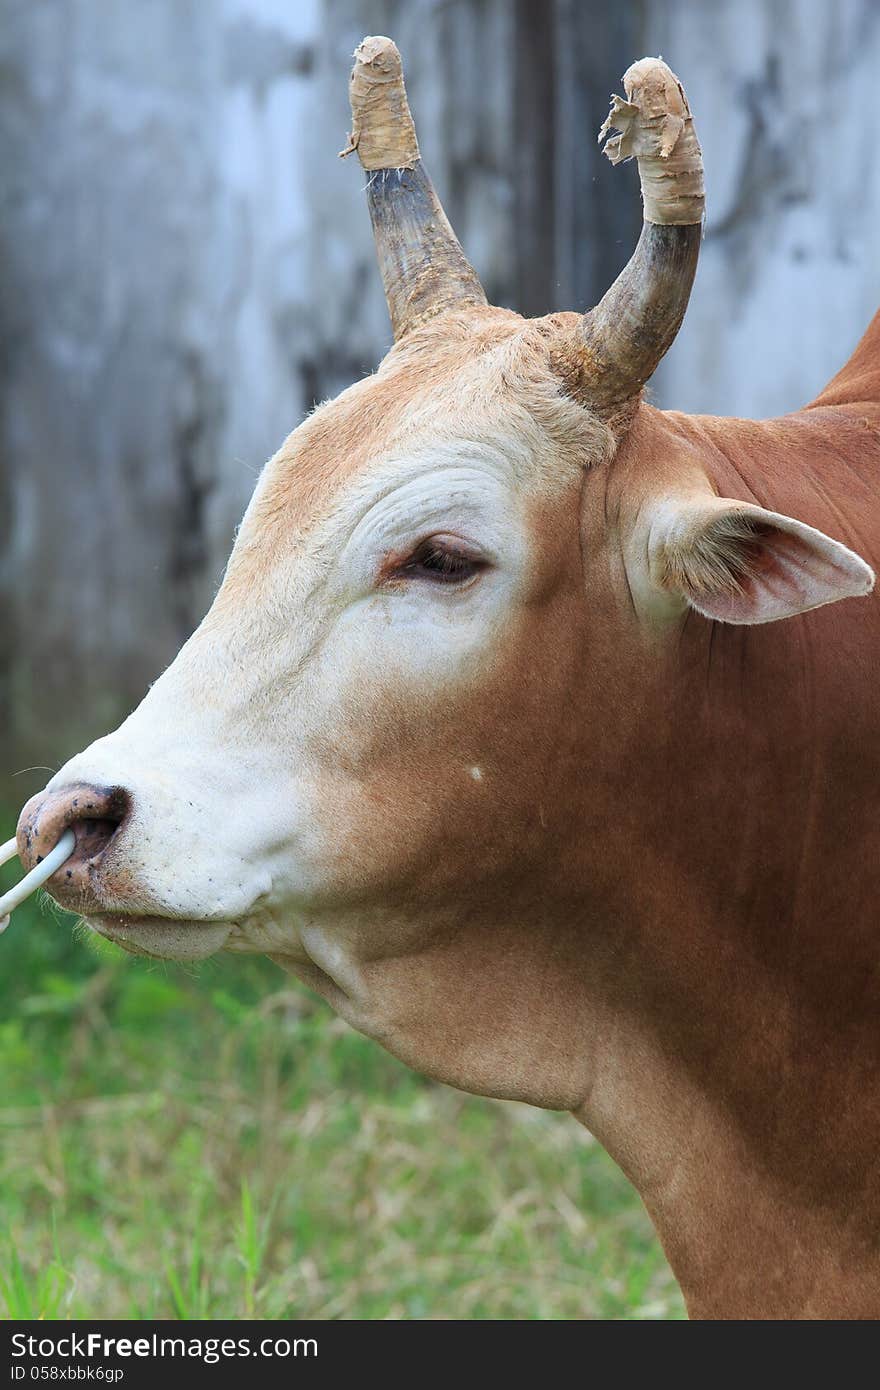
top-left (84, 911), bottom-right (233, 962)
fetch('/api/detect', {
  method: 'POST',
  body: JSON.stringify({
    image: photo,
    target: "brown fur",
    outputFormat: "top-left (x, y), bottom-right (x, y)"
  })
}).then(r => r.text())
top-left (571, 315), bottom-right (880, 1316)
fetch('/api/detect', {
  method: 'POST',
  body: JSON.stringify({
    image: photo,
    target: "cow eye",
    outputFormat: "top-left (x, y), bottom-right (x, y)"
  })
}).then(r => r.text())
top-left (397, 537), bottom-right (486, 585)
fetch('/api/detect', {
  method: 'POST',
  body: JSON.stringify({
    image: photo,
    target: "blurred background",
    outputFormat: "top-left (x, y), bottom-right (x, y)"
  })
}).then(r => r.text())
top-left (1, 0), bottom-right (878, 1319)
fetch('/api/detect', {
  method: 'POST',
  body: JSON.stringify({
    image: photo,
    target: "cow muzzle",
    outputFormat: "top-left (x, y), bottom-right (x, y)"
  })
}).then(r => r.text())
top-left (15, 782), bottom-right (130, 912)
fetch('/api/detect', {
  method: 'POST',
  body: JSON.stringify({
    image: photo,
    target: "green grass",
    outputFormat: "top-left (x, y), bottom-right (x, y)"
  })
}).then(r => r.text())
top-left (0, 820), bottom-right (684, 1320)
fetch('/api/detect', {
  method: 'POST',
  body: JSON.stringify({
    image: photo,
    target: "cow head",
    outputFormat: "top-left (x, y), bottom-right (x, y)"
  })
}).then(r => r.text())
top-left (18, 41), bottom-right (873, 1110)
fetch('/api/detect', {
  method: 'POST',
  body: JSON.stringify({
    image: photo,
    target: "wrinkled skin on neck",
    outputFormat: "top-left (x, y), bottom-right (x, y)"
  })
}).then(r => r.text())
top-left (37, 306), bottom-right (880, 1318)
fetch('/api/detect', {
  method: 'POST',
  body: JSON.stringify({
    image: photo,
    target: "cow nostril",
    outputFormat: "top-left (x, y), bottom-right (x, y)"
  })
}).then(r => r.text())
top-left (70, 815), bottom-right (123, 863)
top-left (16, 782), bottom-right (132, 875)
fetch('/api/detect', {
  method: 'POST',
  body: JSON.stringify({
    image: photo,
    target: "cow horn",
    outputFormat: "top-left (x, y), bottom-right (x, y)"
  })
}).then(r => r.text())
top-left (563, 58), bottom-right (705, 417)
top-left (340, 36), bottom-right (487, 340)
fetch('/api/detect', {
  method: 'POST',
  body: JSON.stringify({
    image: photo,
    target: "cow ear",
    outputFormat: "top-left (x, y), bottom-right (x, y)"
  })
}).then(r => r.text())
top-left (650, 496), bottom-right (874, 624)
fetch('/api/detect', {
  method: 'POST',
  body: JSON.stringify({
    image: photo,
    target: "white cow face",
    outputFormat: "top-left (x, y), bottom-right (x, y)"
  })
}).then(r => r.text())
top-left (24, 313), bottom-right (607, 975)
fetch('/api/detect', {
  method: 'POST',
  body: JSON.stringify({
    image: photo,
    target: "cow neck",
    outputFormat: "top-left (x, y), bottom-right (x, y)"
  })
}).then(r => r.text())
top-left (573, 646), bottom-right (880, 1315)
top-left (572, 391), bottom-right (880, 1317)
top-left (574, 998), bottom-right (880, 1317)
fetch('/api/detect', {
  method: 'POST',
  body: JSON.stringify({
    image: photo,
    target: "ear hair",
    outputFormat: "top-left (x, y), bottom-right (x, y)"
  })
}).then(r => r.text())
top-left (660, 509), bottom-right (775, 599)
top-left (653, 497), bottom-right (874, 625)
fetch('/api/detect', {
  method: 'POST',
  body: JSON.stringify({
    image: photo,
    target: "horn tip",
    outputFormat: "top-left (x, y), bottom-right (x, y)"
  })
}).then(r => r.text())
top-left (353, 35), bottom-right (403, 75)
top-left (347, 34), bottom-right (419, 172)
top-left (621, 56), bottom-right (690, 117)
top-left (600, 55), bottom-right (704, 227)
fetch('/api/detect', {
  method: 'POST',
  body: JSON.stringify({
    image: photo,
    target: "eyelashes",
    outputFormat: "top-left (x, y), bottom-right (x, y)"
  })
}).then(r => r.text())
top-left (387, 537), bottom-right (487, 586)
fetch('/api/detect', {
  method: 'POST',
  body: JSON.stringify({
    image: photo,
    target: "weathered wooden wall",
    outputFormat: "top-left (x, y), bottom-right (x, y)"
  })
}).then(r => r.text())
top-left (2, 0), bottom-right (878, 791)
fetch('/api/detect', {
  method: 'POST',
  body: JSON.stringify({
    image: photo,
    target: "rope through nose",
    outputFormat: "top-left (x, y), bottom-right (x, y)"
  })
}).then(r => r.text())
top-left (0, 828), bottom-right (77, 932)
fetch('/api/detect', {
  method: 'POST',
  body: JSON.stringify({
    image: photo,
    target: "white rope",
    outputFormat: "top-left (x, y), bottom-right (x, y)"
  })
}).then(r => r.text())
top-left (0, 828), bottom-right (76, 933)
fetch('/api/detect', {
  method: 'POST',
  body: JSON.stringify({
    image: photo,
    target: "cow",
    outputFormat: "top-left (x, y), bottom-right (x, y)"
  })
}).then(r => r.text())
top-left (13, 38), bottom-right (880, 1319)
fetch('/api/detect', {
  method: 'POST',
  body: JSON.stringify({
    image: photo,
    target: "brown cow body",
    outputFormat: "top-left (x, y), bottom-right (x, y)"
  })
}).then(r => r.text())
top-left (575, 366), bottom-right (880, 1317)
